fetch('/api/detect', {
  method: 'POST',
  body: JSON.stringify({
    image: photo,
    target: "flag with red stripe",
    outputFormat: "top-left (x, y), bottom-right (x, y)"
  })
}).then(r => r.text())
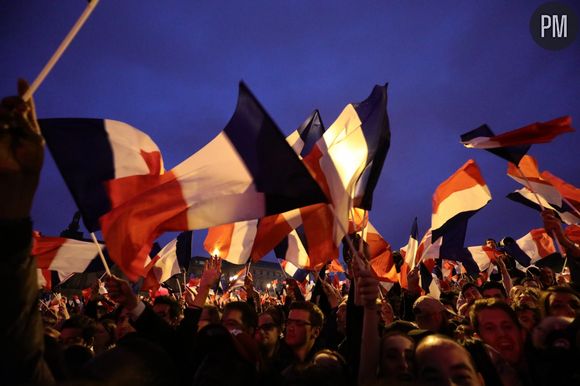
top-left (101, 83), bottom-right (327, 280)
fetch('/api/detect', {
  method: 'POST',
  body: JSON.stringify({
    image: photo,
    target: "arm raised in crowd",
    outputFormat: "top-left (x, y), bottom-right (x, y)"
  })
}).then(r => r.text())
top-left (353, 253), bottom-right (381, 386)
top-left (0, 79), bottom-right (54, 384)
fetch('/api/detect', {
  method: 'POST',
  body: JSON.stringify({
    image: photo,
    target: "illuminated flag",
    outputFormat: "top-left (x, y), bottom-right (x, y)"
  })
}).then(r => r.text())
top-left (101, 83), bottom-right (327, 280)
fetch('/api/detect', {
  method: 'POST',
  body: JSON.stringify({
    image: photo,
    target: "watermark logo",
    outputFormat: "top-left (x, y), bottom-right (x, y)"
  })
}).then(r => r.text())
top-left (530, 2), bottom-right (578, 50)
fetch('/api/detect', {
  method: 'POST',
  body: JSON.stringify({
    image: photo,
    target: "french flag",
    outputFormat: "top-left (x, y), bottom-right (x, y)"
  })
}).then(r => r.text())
top-left (101, 82), bottom-right (327, 280)
top-left (141, 238), bottom-right (182, 292)
top-left (204, 111), bottom-right (328, 266)
top-left (302, 84), bottom-right (390, 246)
top-left (507, 155), bottom-right (563, 206)
top-left (279, 259), bottom-right (310, 283)
top-left (515, 228), bottom-right (556, 266)
top-left (507, 188), bottom-right (580, 225)
top-left (365, 222), bottom-right (398, 282)
top-left (431, 160), bottom-right (491, 269)
top-left (399, 218), bottom-right (418, 288)
top-left (33, 234), bottom-right (102, 282)
top-left (251, 84), bottom-right (390, 269)
top-left (461, 116), bottom-right (573, 164)
top-left (204, 220), bottom-right (259, 265)
top-left (38, 118), bottom-right (164, 232)
top-left (464, 245), bottom-right (498, 272)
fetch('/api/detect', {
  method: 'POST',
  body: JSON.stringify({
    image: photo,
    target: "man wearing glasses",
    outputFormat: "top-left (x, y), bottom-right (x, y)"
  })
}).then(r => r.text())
top-left (284, 301), bottom-right (325, 363)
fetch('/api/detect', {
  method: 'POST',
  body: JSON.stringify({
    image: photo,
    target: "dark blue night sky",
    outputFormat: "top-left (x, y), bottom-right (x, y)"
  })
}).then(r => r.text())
top-left (2, 1), bottom-right (579, 260)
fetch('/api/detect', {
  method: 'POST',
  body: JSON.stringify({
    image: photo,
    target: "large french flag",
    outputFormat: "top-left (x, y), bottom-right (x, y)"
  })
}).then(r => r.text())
top-left (39, 118), bottom-right (164, 232)
top-left (461, 116), bottom-right (573, 164)
top-left (33, 234), bottom-right (102, 282)
top-left (141, 238), bottom-right (182, 291)
top-left (251, 84), bottom-right (389, 268)
top-left (204, 111), bottom-right (327, 266)
top-left (300, 84), bottom-right (390, 248)
top-left (101, 83), bottom-right (327, 281)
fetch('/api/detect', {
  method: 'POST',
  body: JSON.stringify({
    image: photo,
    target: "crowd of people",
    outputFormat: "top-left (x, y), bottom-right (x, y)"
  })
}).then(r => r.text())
top-left (2, 81), bottom-right (580, 386)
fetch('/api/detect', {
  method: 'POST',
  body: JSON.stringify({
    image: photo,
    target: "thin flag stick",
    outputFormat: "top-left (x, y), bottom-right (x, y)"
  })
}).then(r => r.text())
top-left (328, 204), bottom-right (385, 299)
top-left (90, 232), bottom-right (111, 276)
top-left (23, 0), bottom-right (101, 101)
top-left (561, 196), bottom-right (580, 219)
top-left (514, 166), bottom-right (567, 259)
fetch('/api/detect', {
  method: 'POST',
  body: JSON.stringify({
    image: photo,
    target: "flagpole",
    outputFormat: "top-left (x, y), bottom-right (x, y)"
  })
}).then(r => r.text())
top-left (90, 232), bottom-right (111, 276)
top-left (561, 196), bottom-right (580, 219)
top-left (23, 0), bottom-right (101, 101)
top-left (514, 166), bottom-right (567, 259)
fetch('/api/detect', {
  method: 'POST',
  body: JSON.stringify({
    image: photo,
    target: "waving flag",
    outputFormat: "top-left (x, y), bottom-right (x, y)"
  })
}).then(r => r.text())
top-left (204, 220), bottom-right (259, 264)
top-left (500, 230), bottom-right (555, 268)
top-left (464, 245), bottom-right (498, 272)
top-left (399, 218), bottom-right (418, 288)
top-left (279, 259), bottom-right (310, 282)
top-left (506, 155), bottom-right (580, 224)
top-left (430, 160), bottom-right (491, 273)
top-left (101, 82), bottom-right (327, 280)
top-left (507, 188), bottom-right (580, 225)
top-left (39, 118), bottom-right (164, 232)
top-left (364, 222), bottom-right (398, 282)
top-left (205, 110), bottom-right (328, 266)
top-left (141, 238), bottom-right (181, 291)
top-left (33, 234), bottom-right (101, 281)
top-left (461, 116), bottom-right (573, 164)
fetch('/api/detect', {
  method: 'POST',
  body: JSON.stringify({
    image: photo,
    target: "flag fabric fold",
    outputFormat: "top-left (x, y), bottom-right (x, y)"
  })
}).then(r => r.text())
top-left (461, 116), bottom-right (573, 164)
top-left (39, 118), bottom-right (164, 232)
top-left (101, 82), bottom-right (327, 280)
top-left (33, 234), bottom-right (102, 281)
top-left (141, 238), bottom-right (182, 291)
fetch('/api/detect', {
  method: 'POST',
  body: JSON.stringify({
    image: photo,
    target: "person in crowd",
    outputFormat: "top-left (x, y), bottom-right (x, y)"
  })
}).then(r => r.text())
top-left (540, 285), bottom-right (580, 318)
top-left (284, 301), bottom-right (324, 365)
top-left (470, 298), bottom-right (527, 376)
top-left (513, 303), bottom-right (541, 335)
top-left (222, 300), bottom-right (258, 335)
top-left (480, 280), bottom-right (509, 302)
top-left (415, 335), bottom-right (484, 386)
top-left (413, 295), bottom-right (454, 336)
top-left (151, 295), bottom-right (182, 327)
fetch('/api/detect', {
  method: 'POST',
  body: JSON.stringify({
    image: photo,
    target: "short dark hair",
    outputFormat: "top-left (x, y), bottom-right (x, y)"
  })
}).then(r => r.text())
top-left (541, 285), bottom-right (580, 317)
top-left (469, 298), bottom-right (520, 334)
top-left (223, 301), bottom-right (257, 329)
top-left (461, 282), bottom-right (480, 296)
top-left (202, 304), bottom-right (222, 324)
top-left (61, 314), bottom-right (97, 342)
top-left (480, 281), bottom-right (507, 298)
top-left (289, 301), bottom-right (324, 328)
top-left (153, 295), bottom-right (182, 319)
top-left (260, 306), bottom-right (286, 327)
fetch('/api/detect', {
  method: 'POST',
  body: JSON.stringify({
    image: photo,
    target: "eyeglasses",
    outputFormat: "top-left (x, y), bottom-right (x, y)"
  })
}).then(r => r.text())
top-left (257, 323), bottom-right (278, 331)
top-left (286, 318), bottom-right (312, 327)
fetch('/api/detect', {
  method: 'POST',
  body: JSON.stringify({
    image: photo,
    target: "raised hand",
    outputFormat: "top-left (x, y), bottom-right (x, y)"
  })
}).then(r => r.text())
top-left (200, 255), bottom-right (221, 289)
top-left (105, 275), bottom-right (138, 310)
top-left (0, 79), bottom-right (44, 219)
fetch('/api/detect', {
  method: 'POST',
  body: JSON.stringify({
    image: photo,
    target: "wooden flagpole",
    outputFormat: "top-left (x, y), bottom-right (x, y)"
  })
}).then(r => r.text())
top-left (90, 232), bottom-right (111, 276)
top-left (23, 0), bottom-right (101, 101)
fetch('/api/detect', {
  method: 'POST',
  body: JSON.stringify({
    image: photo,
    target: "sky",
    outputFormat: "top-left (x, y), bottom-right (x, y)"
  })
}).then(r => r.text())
top-left (1, 1), bottom-right (579, 263)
